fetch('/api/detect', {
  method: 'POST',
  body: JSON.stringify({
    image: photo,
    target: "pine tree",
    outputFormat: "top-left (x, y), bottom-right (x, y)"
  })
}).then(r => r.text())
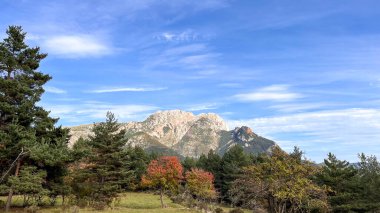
top-left (70, 112), bottom-right (132, 209)
top-left (356, 153), bottom-right (380, 211)
top-left (7, 166), bottom-right (48, 206)
top-left (317, 153), bottom-right (359, 212)
top-left (0, 26), bottom-right (71, 212)
top-left (124, 145), bottom-right (151, 190)
top-left (196, 149), bottom-right (223, 196)
top-left (182, 156), bottom-right (197, 172)
top-left (220, 146), bottom-right (251, 201)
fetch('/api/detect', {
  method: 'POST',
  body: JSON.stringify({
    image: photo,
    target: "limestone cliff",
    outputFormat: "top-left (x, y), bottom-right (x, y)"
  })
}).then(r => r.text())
top-left (68, 110), bottom-right (276, 157)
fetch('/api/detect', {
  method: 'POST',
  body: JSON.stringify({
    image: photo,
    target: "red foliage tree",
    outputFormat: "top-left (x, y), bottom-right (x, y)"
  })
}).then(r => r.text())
top-left (186, 168), bottom-right (217, 201)
top-left (141, 156), bottom-right (183, 207)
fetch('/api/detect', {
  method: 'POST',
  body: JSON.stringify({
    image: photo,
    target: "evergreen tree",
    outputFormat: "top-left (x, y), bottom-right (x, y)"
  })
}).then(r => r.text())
top-left (317, 153), bottom-right (359, 212)
top-left (70, 112), bottom-right (132, 209)
top-left (7, 166), bottom-right (48, 206)
top-left (0, 26), bottom-right (70, 212)
top-left (318, 153), bottom-right (380, 212)
top-left (356, 153), bottom-right (380, 211)
top-left (124, 146), bottom-right (151, 190)
top-left (182, 156), bottom-right (197, 172)
top-left (220, 145), bottom-right (251, 201)
top-left (196, 149), bottom-right (223, 196)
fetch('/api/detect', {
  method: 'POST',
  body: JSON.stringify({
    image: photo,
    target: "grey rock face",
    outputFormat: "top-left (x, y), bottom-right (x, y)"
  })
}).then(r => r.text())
top-left (68, 110), bottom-right (276, 157)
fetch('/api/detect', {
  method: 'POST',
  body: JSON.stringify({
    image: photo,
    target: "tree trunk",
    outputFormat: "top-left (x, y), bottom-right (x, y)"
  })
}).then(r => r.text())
top-left (281, 202), bottom-right (286, 213)
top-left (160, 187), bottom-right (164, 208)
top-left (5, 159), bottom-right (21, 212)
top-left (268, 196), bottom-right (275, 213)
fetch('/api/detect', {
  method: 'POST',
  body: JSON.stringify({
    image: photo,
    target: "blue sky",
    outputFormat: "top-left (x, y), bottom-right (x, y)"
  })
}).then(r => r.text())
top-left (1, 0), bottom-right (380, 162)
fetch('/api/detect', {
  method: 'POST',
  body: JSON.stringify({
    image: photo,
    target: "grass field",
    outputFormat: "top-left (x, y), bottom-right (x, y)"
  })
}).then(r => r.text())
top-left (0, 192), bottom-right (248, 213)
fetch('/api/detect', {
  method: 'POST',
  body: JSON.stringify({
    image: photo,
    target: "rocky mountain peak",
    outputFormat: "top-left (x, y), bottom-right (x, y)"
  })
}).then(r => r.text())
top-left (198, 113), bottom-right (229, 131)
top-left (123, 110), bottom-right (229, 149)
top-left (233, 126), bottom-right (258, 142)
top-left (146, 110), bottom-right (196, 123)
top-left (68, 110), bottom-right (277, 158)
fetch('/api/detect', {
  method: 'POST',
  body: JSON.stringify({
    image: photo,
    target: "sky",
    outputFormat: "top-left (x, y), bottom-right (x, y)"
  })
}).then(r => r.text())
top-left (1, 0), bottom-right (380, 162)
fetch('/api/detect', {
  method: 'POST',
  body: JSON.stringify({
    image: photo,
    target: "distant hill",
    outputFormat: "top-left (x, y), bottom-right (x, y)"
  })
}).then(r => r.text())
top-left (69, 110), bottom-right (277, 158)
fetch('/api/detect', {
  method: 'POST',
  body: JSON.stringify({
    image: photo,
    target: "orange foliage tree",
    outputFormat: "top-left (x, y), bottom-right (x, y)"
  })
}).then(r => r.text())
top-left (141, 156), bottom-right (183, 207)
top-left (186, 168), bottom-right (217, 201)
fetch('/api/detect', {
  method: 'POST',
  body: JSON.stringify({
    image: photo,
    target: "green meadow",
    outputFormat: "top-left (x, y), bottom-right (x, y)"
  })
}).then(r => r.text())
top-left (0, 192), bottom-right (246, 213)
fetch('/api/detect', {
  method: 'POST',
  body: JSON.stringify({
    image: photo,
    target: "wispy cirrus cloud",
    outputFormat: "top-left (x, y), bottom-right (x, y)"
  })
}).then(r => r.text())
top-left (43, 101), bottom-right (159, 125)
top-left (228, 108), bottom-right (380, 162)
top-left (88, 87), bottom-right (167, 93)
top-left (269, 102), bottom-right (332, 113)
top-left (156, 30), bottom-right (201, 42)
top-left (185, 103), bottom-right (219, 111)
top-left (142, 43), bottom-right (220, 75)
top-left (44, 86), bottom-right (67, 94)
top-left (234, 85), bottom-right (302, 102)
top-left (43, 35), bottom-right (112, 58)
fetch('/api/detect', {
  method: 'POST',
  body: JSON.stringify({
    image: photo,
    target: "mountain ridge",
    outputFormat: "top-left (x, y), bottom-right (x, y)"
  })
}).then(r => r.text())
top-left (68, 110), bottom-right (277, 157)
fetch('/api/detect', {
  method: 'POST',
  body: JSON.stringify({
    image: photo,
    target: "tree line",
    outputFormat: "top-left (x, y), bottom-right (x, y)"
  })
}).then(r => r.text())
top-left (1, 26), bottom-right (380, 213)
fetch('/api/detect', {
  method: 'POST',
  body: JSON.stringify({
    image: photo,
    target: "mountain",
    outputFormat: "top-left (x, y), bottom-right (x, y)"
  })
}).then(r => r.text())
top-left (68, 110), bottom-right (277, 158)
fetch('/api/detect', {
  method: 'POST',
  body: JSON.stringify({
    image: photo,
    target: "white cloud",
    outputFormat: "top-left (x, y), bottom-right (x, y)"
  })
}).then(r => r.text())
top-left (44, 86), bottom-right (67, 94)
top-left (88, 87), bottom-right (167, 93)
top-left (185, 103), bottom-right (219, 111)
top-left (44, 35), bottom-right (111, 58)
top-left (143, 43), bottom-right (220, 72)
top-left (234, 85), bottom-right (302, 102)
top-left (228, 108), bottom-right (380, 146)
top-left (44, 102), bottom-right (159, 125)
top-left (230, 108), bottom-right (380, 137)
top-left (227, 108), bottom-right (380, 162)
top-left (269, 103), bottom-right (330, 113)
top-left (157, 30), bottom-right (200, 41)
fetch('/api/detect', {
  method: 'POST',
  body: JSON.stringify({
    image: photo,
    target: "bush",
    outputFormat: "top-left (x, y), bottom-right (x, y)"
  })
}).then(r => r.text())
top-left (229, 208), bottom-right (244, 213)
top-left (76, 199), bottom-right (88, 208)
top-left (214, 207), bottom-right (224, 213)
top-left (92, 201), bottom-right (107, 210)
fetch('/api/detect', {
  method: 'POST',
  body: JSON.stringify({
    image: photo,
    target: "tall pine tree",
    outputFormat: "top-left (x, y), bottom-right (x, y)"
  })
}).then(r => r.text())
top-left (317, 153), bottom-right (360, 212)
top-left (356, 153), bottom-right (380, 211)
top-left (0, 26), bottom-right (71, 211)
top-left (70, 112), bottom-right (132, 209)
top-left (220, 145), bottom-right (251, 201)
top-left (197, 149), bottom-right (223, 197)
